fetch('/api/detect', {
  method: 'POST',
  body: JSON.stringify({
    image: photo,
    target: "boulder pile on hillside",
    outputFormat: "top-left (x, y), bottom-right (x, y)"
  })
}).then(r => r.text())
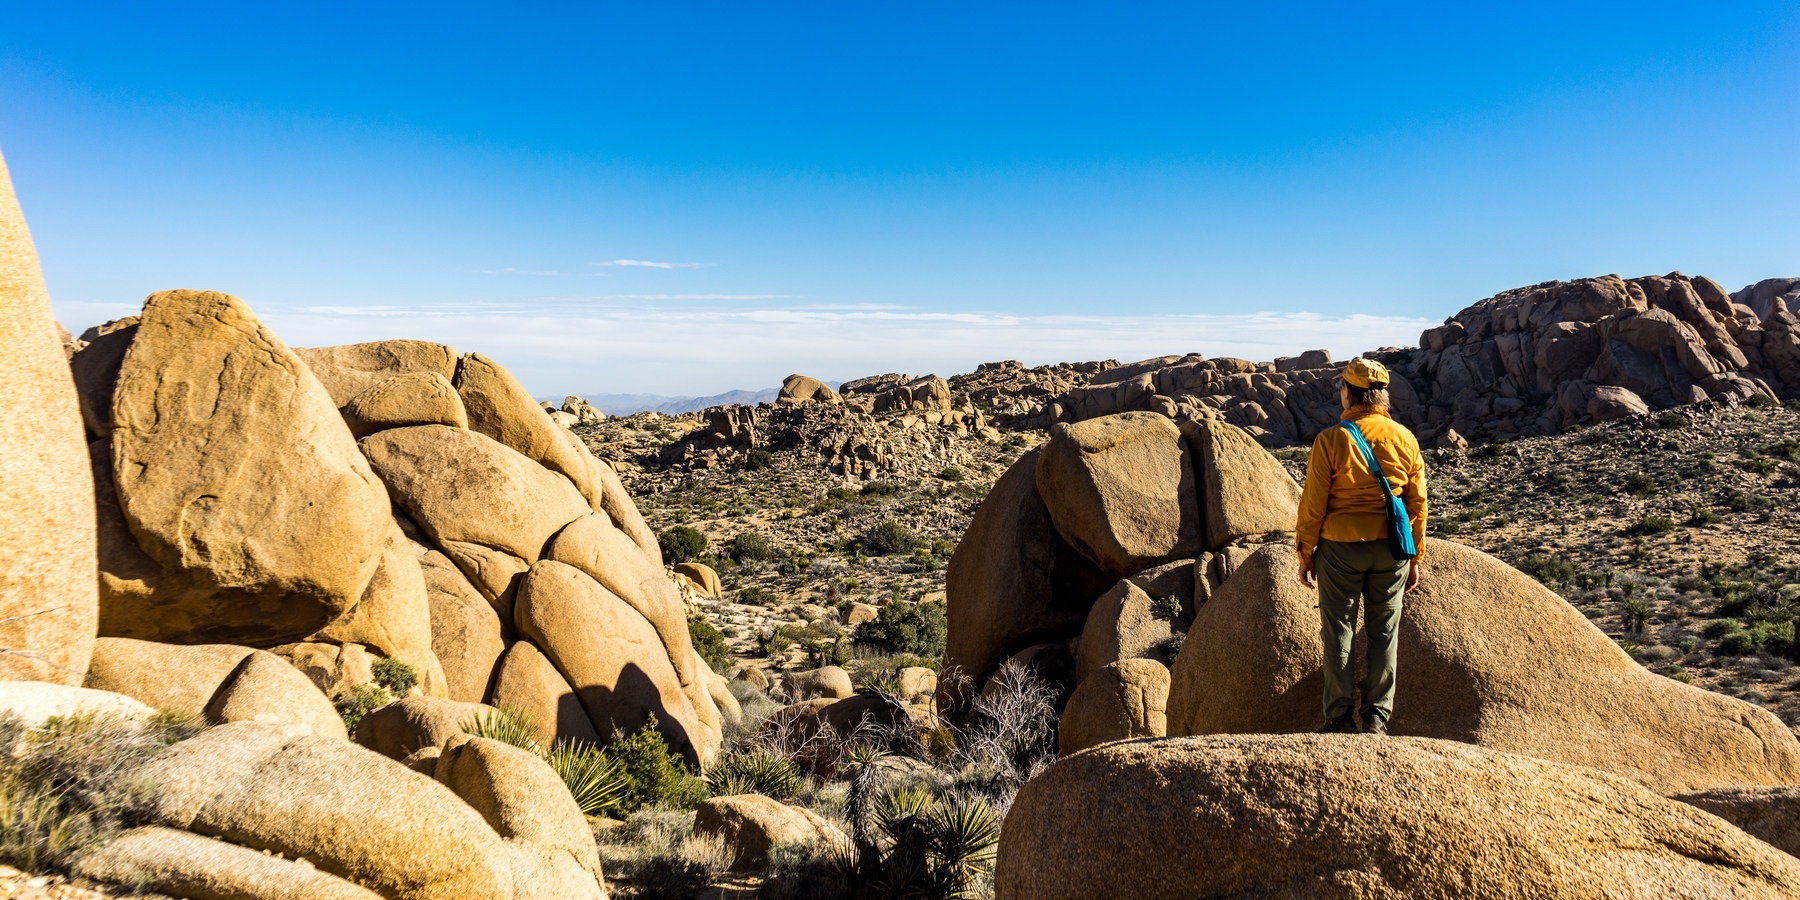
top-left (1004, 272), bottom-right (1800, 448)
top-left (66, 288), bottom-right (735, 767)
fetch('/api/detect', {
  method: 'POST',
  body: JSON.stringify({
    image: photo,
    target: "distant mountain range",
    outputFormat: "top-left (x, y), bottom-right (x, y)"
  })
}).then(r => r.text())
top-left (566, 387), bottom-right (784, 416)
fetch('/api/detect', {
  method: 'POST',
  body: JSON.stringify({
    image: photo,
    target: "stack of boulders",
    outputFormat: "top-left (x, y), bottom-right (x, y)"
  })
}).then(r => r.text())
top-left (1022, 272), bottom-right (1800, 448)
top-left (950, 359), bottom-right (1118, 425)
top-left (0, 152), bottom-right (619, 896)
top-left (950, 406), bottom-right (1800, 895)
top-left (941, 409), bottom-right (1301, 752)
top-left (562, 395), bottom-right (605, 424)
top-left (659, 377), bottom-right (991, 480)
top-left (66, 288), bottom-right (735, 767)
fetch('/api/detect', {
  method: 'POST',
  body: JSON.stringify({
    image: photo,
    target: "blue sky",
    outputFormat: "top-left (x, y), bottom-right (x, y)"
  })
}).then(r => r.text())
top-left (4, 2), bottom-right (1796, 396)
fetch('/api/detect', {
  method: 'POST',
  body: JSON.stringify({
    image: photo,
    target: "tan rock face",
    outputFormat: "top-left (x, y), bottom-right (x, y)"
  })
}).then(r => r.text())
top-left (1179, 417), bottom-right (1301, 550)
top-left (434, 736), bottom-right (603, 895)
top-left (68, 316), bottom-right (138, 439)
top-left (109, 289), bottom-right (390, 645)
top-left (76, 826), bottom-right (385, 900)
top-left (455, 352), bottom-right (607, 510)
top-left (135, 722), bottom-right (516, 900)
top-left (0, 681), bottom-right (155, 727)
top-left (1057, 659), bottom-right (1168, 756)
top-left (293, 340), bottom-right (459, 408)
top-left (996, 734), bottom-right (1800, 900)
top-left (673, 561), bottom-right (722, 598)
top-left (353, 695), bottom-right (497, 761)
top-left (1035, 412), bottom-right (1202, 578)
top-left (693, 794), bottom-right (848, 870)
top-left (546, 512), bottom-right (699, 692)
top-left (514, 560), bottom-right (703, 767)
top-left (360, 425), bottom-right (590, 565)
top-left (308, 525), bottom-right (449, 698)
top-left (0, 150), bottom-right (98, 685)
top-left (1166, 540), bottom-right (1800, 793)
top-left (86, 637), bottom-right (343, 738)
top-left (421, 549), bottom-right (506, 704)
top-left (488, 640), bottom-right (600, 747)
top-left (342, 370), bottom-right (469, 437)
top-left (1674, 785), bottom-right (1800, 860)
top-left (942, 448), bottom-right (1112, 709)
top-left (1074, 580), bottom-right (1177, 683)
top-left (782, 666), bottom-right (855, 701)
top-left (271, 640), bottom-right (378, 699)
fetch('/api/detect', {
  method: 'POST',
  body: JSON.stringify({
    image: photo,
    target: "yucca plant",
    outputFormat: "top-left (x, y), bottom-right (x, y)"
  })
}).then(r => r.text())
top-left (705, 748), bottom-right (803, 801)
top-left (545, 739), bottom-right (629, 818)
top-left (461, 706), bottom-right (543, 755)
top-left (926, 796), bottom-right (999, 880)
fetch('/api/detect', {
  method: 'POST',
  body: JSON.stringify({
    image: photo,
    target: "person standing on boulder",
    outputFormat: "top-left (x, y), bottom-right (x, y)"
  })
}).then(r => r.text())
top-left (1295, 357), bottom-right (1428, 736)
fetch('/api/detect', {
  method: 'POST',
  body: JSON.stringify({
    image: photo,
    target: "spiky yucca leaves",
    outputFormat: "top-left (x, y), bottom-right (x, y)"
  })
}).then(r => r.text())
top-left (461, 705), bottom-right (543, 755)
top-left (844, 744), bottom-right (887, 859)
top-left (706, 748), bottom-right (804, 801)
top-left (926, 796), bottom-right (1000, 880)
top-left (873, 785), bottom-right (934, 841)
top-left (546, 739), bottom-right (630, 817)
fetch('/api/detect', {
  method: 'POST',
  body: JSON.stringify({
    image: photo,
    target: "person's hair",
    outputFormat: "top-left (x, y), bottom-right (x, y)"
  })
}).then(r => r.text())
top-left (1342, 381), bottom-right (1390, 409)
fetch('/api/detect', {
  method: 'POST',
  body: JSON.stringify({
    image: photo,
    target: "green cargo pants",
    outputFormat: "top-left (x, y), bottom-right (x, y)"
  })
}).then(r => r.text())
top-left (1316, 538), bottom-right (1409, 726)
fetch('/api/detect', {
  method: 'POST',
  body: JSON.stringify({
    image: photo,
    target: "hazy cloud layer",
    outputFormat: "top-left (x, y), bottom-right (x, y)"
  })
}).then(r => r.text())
top-left (592, 259), bottom-right (714, 269)
top-left (53, 298), bottom-right (1434, 399)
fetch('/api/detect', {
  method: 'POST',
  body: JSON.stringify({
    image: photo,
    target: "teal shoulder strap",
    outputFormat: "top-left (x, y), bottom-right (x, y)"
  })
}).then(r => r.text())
top-left (1339, 420), bottom-right (1394, 496)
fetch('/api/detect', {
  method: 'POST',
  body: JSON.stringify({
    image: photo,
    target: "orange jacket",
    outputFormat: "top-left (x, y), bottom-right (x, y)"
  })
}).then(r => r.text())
top-left (1295, 404), bottom-right (1428, 570)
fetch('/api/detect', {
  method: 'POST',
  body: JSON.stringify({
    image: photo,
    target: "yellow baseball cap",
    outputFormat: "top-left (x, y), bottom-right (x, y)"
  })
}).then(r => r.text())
top-left (1340, 358), bottom-right (1390, 389)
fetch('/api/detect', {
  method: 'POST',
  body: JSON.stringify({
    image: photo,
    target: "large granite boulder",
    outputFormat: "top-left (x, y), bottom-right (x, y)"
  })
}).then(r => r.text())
top-left (1057, 659), bottom-right (1169, 756)
top-left (941, 448), bottom-right (1111, 709)
top-left (1035, 412), bottom-right (1202, 578)
top-left (1166, 539), bottom-right (1800, 793)
top-left (76, 826), bottom-right (384, 900)
top-left (996, 734), bottom-right (1800, 899)
top-left (108, 289), bottom-right (391, 645)
top-left (488, 640), bottom-right (600, 748)
top-left (0, 150), bottom-right (98, 684)
top-left (292, 340), bottom-right (459, 409)
top-left (1675, 785), bottom-right (1800, 860)
top-left (693, 794), bottom-right (848, 870)
top-left (85, 637), bottom-right (344, 739)
top-left (434, 735), bottom-right (604, 898)
top-left (1178, 416), bottom-right (1301, 549)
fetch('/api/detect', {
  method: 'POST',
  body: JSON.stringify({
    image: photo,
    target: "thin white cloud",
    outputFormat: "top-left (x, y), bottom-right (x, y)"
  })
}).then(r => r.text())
top-left (591, 259), bottom-right (714, 269)
top-left (478, 267), bottom-right (568, 276)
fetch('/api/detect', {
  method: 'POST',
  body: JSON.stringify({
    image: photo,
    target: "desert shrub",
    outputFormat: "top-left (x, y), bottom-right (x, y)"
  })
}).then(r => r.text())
top-left (706, 748), bottom-right (804, 801)
top-left (863, 520), bottom-right (921, 556)
top-left (659, 526), bottom-right (708, 564)
top-left (1620, 599), bottom-right (1652, 633)
top-left (371, 658), bottom-right (418, 696)
top-left (1517, 554), bottom-right (1579, 589)
top-left (954, 659), bottom-right (1060, 784)
top-left (1690, 506), bottom-right (1717, 525)
top-left (334, 684), bottom-right (391, 734)
top-left (689, 615), bottom-right (732, 672)
top-left (728, 532), bottom-right (773, 564)
top-left (1763, 438), bottom-right (1800, 462)
top-left (860, 480), bottom-right (903, 498)
top-left (937, 466), bottom-right (965, 482)
top-left (836, 766), bottom-right (1000, 899)
top-left (1623, 472), bottom-right (1658, 497)
top-left (1630, 516), bottom-right (1676, 536)
top-left (610, 716), bottom-right (706, 814)
top-left (0, 710), bottom-right (203, 874)
top-left (546, 739), bottom-right (630, 817)
top-left (1150, 592), bottom-right (1184, 620)
top-left (1726, 490), bottom-right (1770, 513)
top-left (929, 537), bottom-right (958, 559)
top-left (1747, 392), bottom-right (1778, 409)
top-left (1655, 411), bottom-right (1690, 429)
top-left (854, 601), bottom-right (947, 658)
top-left (1738, 455), bottom-right (1779, 475)
top-left (738, 586), bottom-right (777, 607)
top-left (1703, 618), bottom-right (1745, 639)
top-left (745, 448), bottom-right (775, 471)
top-left (825, 486), bottom-right (859, 503)
top-left (599, 807), bottom-right (730, 900)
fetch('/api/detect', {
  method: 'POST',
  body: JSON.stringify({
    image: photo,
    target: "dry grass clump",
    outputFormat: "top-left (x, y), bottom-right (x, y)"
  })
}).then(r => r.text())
top-left (0, 709), bottom-right (203, 874)
top-left (597, 806), bottom-right (733, 900)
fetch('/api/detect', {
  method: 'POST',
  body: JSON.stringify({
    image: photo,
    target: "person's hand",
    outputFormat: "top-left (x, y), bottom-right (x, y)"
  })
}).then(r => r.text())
top-left (1406, 562), bottom-right (1421, 592)
top-left (1299, 562), bottom-right (1317, 589)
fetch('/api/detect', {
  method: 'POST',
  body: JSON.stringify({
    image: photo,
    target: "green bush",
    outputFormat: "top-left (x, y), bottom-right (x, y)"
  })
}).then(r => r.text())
top-left (745, 448), bottom-right (775, 471)
top-left (1630, 516), bottom-right (1676, 536)
top-left (608, 716), bottom-right (705, 814)
top-left (854, 601), bottom-right (947, 658)
top-left (689, 615), bottom-right (732, 672)
top-left (546, 739), bottom-right (630, 817)
top-left (463, 705), bottom-right (544, 754)
top-left (860, 480), bottom-right (903, 498)
top-left (334, 684), bottom-right (390, 734)
top-left (863, 520), bottom-right (921, 556)
top-left (1623, 473), bottom-right (1658, 497)
top-left (738, 586), bottom-right (776, 607)
top-left (371, 658), bottom-right (418, 696)
top-left (1518, 554), bottom-right (1579, 589)
top-left (1655, 411), bottom-right (1690, 429)
top-left (1747, 392), bottom-right (1778, 409)
top-left (937, 466), bottom-right (965, 481)
top-left (659, 526), bottom-right (708, 564)
top-left (727, 532), bottom-right (773, 563)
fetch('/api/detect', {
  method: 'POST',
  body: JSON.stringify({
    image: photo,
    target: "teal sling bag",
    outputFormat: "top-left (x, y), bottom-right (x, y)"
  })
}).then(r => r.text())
top-left (1339, 420), bottom-right (1418, 560)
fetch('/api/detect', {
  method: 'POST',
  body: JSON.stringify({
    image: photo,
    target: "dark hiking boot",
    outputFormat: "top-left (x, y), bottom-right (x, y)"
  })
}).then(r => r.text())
top-left (1318, 714), bottom-right (1356, 734)
top-left (1361, 716), bottom-right (1389, 736)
